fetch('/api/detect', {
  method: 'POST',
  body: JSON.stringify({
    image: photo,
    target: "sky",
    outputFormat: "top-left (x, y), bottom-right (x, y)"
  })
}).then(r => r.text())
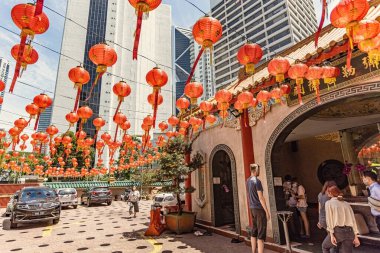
top-left (0, 0), bottom-right (338, 140)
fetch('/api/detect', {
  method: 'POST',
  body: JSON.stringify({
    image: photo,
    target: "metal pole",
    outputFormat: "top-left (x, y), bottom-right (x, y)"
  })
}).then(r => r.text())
top-left (283, 219), bottom-right (292, 253)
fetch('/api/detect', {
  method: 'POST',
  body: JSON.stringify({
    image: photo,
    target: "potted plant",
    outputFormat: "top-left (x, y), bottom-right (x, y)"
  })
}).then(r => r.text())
top-left (156, 137), bottom-right (203, 234)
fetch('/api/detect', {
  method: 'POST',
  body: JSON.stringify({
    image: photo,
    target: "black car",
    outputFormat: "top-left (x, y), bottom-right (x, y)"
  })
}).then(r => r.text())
top-left (80, 187), bottom-right (112, 207)
top-left (9, 187), bottom-right (61, 228)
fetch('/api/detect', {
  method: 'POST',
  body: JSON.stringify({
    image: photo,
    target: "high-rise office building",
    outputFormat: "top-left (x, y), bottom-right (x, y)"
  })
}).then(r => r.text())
top-left (210, 0), bottom-right (318, 89)
top-left (50, 0), bottom-right (173, 164)
top-left (0, 57), bottom-right (10, 112)
top-left (173, 26), bottom-right (215, 111)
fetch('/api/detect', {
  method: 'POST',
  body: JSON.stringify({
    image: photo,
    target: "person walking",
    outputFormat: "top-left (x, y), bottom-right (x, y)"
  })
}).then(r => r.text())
top-left (294, 180), bottom-right (310, 239)
top-left (322, 186), bottom-right (360, 253)
top-left (128, 186), bottom-right (140, 218)
top-left (246, 164), bottom-right (270, 253)
top-left (318, 181), bottom-right (337, 230)
top-left (362, 170), bottom-right (380, 231)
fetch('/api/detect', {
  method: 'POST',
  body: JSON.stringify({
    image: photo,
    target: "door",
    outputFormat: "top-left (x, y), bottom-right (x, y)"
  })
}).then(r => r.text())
top-left (212, 150), bottom-right (235, 227)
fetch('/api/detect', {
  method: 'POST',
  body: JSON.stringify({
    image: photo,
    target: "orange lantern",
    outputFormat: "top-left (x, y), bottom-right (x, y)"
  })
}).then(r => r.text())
top-left (113, 111), bottom-right (127, 126)
top-left (146, 67), bottom-right (168, 127)
top-left (120, 120), bottom-right (131, 132)
top-left (237, 43), bottom-right (263, 75)
top-left (199, 101), bottom-right (214, 115)
top-left (270, 88), bottom-right (283, 104)
top-left (330, 0), bottom-right (369, 69)
top-left (9, 127), bottom-right (20, 150)
top-left (33, 94), bottom-right (52, 130)
top-left (93, 117), bottom-right (106, 131)
top-left (206, 114), bottom-right (217, 125)
top-left (10, 3), bottom-right (49, 93)
top-left (184, 81), bottom-right (204, 105)
top-left (288, 63), bottom-right (308, 105)
top-left (68, 66), bottom-right (90, 111)
top-left (189, 16), bottom-right (223, 83)
top-left (237, 91), bottom-right (254, 126)
top-left (77, 106), bottom-right (93, 124)
top-left (256, 90), bottom-right (271, 110)
top-left (86, 43), bottom-right (117, 100)
top-left (66, 111), bottom-right (79, 127)
top-left (268, 57), bottom-right (291, 83)
top-left (168, 115), bottom-right (179, 127)
top-left (113, 81), bottom-right (131, 116)
top-left (321, 66), bottom-right (340, 88)
top-left (305, 66), bottom-right (324, 104)
top-left (158, 121), bottom-right (168, 132)
top-left (280, 84), bottom-right (291, 98)
top-left (180, 121), bottom-right (190, 129)
top-left (46, 125), bottom-right (59, 138)
top-left (128, 0), bottom-right (162, 59)
top-left (176, 97), bottom-right (190, 114)
top-left (26, 103), bottom-right (39, 119)
top-left (148, 93), bottom-right (163, 108)
top-left (14, 118), bottom-right (28, 130)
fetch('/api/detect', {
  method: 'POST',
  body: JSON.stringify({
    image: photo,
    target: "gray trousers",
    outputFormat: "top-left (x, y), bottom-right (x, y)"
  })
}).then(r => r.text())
top-left (322, 226), bottom-right (354, 253)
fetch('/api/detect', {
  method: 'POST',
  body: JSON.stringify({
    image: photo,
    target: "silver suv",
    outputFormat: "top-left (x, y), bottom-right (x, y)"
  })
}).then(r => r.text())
top-left (56, 188), bottom-right (78, 209)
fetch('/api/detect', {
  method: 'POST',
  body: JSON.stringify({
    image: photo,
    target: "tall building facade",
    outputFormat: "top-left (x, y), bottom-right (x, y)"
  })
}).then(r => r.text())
top-left (50, 0), bottom-right (173, 164)
top-left (0, 57), bottom-right (10, 112)
top-left (210, 0), bottom-right (317, 89)
top-left (173, 26), bottom-right (215, 111)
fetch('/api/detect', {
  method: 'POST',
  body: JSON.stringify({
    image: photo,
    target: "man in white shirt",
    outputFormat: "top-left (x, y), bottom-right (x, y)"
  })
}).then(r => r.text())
top-left (362, 170), bottom-right (380, 231)
top-left (128, 186), bottom-right (140, 218)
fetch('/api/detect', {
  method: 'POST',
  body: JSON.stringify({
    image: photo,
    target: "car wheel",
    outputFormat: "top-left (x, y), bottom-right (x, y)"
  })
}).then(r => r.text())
top-left (86, 199), bottom-right (91, 207)
top-left (73, 205), bottom-right (78, 209)
top-left (53, 219), bottom-right (60, 224)
top-left (107, 201), bottom-right (112, 206)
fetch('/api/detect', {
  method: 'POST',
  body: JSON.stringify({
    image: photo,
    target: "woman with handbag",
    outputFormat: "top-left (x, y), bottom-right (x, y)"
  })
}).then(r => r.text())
top-left (322, 186), bottom-right (360, 253)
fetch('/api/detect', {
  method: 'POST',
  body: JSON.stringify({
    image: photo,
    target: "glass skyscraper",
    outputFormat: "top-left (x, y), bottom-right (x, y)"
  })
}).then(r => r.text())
top-left (0, 57), bottom-right (10, 113)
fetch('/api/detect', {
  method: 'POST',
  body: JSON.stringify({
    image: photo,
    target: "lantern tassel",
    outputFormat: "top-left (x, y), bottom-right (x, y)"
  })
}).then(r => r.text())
top-left (114, 124), bottom-right (119, 142)
top-left (113, 100), bottom-right (123, 120)
top-left (296, 82), bottom-right (303, 105)
top-left (190, 128), bottom-right (193, 140)
top-left (153, 90), bottom-right (159, 128)
top-left (35, 0), bottom-right (44, 16)
top-left (186, 47), bottom-right (205, 84)
top-left (202, 118), bottom-right (206, 130)
top-left (73, 87), bottom-right (82, 112)
top-left (133, 10), bottom-right (144, 60)
top-left (34, 113), bottom-right (41, 131)
top-left (346, 42), bottom-right (352, 70)
top-left (84, 72), bottom-right (104, 102)
top-left (316, 82), bottom-right (321, 104)
top-left (315, 0), bottom-right (327, 48)
top-left (9, 35), bottom-right (27, 93)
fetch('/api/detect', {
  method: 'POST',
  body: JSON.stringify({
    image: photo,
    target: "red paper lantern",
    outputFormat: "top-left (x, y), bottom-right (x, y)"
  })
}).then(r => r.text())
top-left (288, 63), bottom-right (308, 105)
top-left (237, 43), bottom-right (263, 75)
top-left (120, 120), bottom-right (131, 131)
top-left (113, 80), bottom-right (132, 114)
top-left (206, 114), bottom-right (217, 125)
top-left (101, 132), bottom-right (112, 143)
top-left (143, 115), bottom-right (154, 127)
top-left (184, 82), bottom-right (204, 105)
top-left (14, 118), bottom-right (28, 130)
top-left (93, 117), bottom-right (106, 131)
top-left (20, 134), bottom-right (29, 142)
top-left (180, 121), bottom-right (190, 129)
top-left (352, 20), bottom-right (380, 44)
top-left (330, 0), bottom-right (369, 68)
top-left (322, 66), bottom-right (340, 88)
top-left (86, 43), bottom-right (117, 100)
top-left (168, 116), bottom-right (179, 126)
top-left (176, 97), bottom-right (190, 114)
top-left (270, 88), bottom-right (283, 104)
top-left (237, 91), bottom-right (253, 109)
top-left (158, 121), bottom-right (168, 132)
top-left (77, 106), bottom-right (93, 123)
top-left (215, 89), bottom-right (232, 104)
top-left (146, 67), bottom-right (168, 127)
top-left (280, 84), bottom-right (291, 98)
top-left (32, 94), bottom-right (52, 130)
top-left (128, 0), bottom-right (162, 59)
top-left (187, 16), bottom-right (223, 83)
top-left (257, 90), bottom-right (271, 107)
top-left (68, 66), bottom-right (90, 111)
top-left (46, 125), bottom-right (59, 137)
top-left (148, 93), bottom-right (163, 107)
top-left (268, 57), bottom-right (291, 83)
top-left (66, 112), bottom-right (79, 126)
top-left (200, 101), bottom-right (214, 115)
top-left (113, 111), bottom-right (127, 125)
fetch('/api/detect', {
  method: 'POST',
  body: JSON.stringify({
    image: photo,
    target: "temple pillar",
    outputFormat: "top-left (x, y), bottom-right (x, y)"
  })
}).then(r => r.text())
top-left (240, 115), bottom-right (254, 226)
top-left (339, 130), bottom-right (363, 195)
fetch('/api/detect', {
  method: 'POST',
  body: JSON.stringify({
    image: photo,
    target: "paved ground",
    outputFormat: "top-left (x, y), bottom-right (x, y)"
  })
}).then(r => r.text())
top-left (0, 200), bottom-right (274, 253)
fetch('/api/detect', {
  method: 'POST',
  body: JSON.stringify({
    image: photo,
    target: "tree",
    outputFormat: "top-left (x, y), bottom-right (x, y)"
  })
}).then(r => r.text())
top-left (156, 137), bottom-right (203, 215)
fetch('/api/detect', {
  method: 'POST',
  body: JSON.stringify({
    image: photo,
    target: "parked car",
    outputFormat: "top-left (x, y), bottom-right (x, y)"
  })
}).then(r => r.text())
top-left (80, 187), bottom-right (112, 207)
top-left (4, 191), bottom-right (19, 217)
top-left (9, 187), bottom-right (61, 229)
top-left (56, 188), bottom-right (78, 209)
top-left (153, 193), bottom-right (185, 213)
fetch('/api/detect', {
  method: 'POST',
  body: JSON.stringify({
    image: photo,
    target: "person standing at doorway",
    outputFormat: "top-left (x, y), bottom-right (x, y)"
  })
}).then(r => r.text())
top-left (128, 186), bottom-right (140, 218)
top-left (362, 170), bottom-right (380, 231)
top-left (246, 164), bottom-right (270, 253)
top-left (294, 180), bottom-right (310, 239)
top-left (318, 181), bottom-right (337, 230)
top-left (322, 186), bottom-right (360, 253)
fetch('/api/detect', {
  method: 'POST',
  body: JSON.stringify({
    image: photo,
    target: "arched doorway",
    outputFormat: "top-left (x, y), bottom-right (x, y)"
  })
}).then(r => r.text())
top-left (264, 82), bottom-right (380, 243)
top-left (209, 144), bottom-right (240, 233)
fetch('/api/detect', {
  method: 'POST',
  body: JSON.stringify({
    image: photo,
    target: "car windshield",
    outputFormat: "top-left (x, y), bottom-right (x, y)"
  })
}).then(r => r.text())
top-left (58, 189), bottom-right (76, 195)
top-left (92, 187), bottom-right (109, 192)
top-left (155, 197), bottom-right (164, 202)
top-left (20, 189), bottom-right (57, 201)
